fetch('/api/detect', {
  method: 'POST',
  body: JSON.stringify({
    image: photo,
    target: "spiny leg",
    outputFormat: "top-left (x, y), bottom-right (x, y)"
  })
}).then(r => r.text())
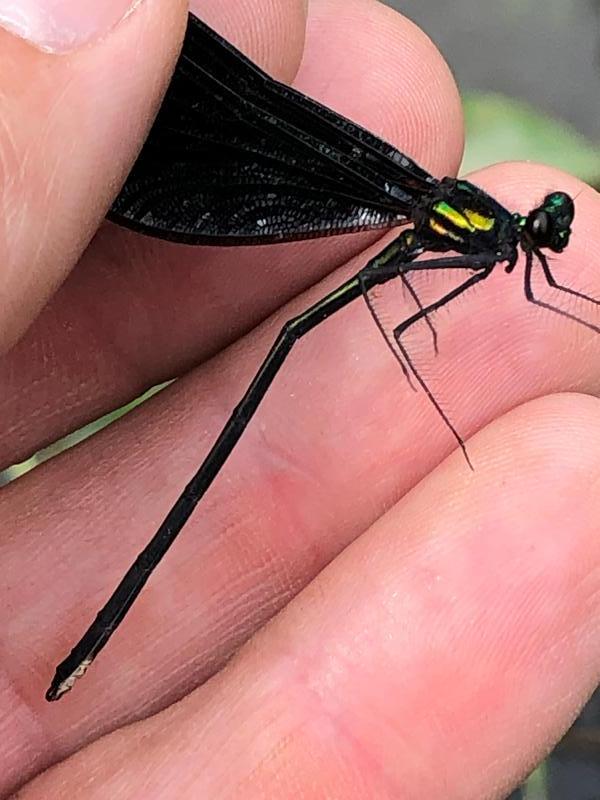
top-left (391, 266), bottom-right (495, 467)
top-left (358, 230), bottom-right (441, 391)
top-left (361, 280), bottom-right (417, 391)
top-left (392, 231), bottom-right (439, 352)
top-left (358, 232), bottom-right (423, 390)
top-left (400, 273), bottom-right (439, 354)
top-left (525, 251), bottom-right (600, 334)
top-left (359, 240), bottom-right (496, 465)
top-left (539, 251), bottom-right (600, 306)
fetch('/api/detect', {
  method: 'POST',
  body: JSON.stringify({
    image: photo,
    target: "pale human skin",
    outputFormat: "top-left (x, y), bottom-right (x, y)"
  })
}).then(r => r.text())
top-left (1, 0), bottom-right (600, 797)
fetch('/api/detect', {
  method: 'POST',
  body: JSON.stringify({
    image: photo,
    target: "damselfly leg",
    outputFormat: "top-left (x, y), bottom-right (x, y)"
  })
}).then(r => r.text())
top-left (360, 237), bottom-right (498, 463)
top-left (524, 251), bottom-right (600, 334)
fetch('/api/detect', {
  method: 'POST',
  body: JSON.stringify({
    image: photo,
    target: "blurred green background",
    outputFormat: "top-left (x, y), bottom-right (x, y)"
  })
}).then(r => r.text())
top-left (393, 0), bottom-right (600, 185)
top-left (392, 0), bottom-right (600, 137)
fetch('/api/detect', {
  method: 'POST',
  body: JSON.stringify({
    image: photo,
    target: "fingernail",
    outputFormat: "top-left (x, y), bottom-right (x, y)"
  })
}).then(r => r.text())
top-left (0, 0), bottom-right (144, 53)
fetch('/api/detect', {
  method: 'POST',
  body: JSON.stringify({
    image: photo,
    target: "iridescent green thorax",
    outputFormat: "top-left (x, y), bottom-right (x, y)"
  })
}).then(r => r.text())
top-left (432, 201), bottom-right (496, 234)
top-left (427, 199), bottom-right (497, 247)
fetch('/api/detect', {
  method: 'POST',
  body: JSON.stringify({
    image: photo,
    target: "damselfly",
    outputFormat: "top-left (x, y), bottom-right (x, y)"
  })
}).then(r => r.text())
top-left (46, 12), bottom-right (597, 701)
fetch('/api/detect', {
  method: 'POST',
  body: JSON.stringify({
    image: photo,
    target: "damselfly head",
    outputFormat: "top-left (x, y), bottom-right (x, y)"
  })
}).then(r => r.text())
top-left (521, 191), bottom-right (575, 254)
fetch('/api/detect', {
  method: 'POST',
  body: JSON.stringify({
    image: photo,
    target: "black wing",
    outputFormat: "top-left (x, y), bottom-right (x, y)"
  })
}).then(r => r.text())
top-left (108, 13), bottom-right (439, 245)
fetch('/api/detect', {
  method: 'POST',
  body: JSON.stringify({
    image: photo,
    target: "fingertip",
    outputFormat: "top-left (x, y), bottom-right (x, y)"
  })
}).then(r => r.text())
top-left (296, 0), bottom-right (463, 176)
top-left (190, 0), bottom-right (308, 82)
top-left (231, 393), bottom-right (600, 796)
top-left (466, 160), bottom-right (594, 210)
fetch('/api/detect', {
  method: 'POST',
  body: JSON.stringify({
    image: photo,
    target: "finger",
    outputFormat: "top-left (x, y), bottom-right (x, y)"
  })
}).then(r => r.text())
top-left (0, 0), bottom-right (188, 353)
top-left (191, 0), bottom-right (309, 82)
top-left (397, 162), bottom-right (600, 442)
top-left (17, 394), bottom-right (600, 799)
top-left (2, 166), bottom-right (600, 786)
top-left (0, 0), bottom-right (462, 468)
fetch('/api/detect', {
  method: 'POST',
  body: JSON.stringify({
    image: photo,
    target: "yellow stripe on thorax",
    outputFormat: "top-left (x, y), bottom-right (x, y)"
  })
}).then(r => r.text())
top-left (464, 208), bottom-right (495, 231)
top-left (433, 201), bottom-right (495, 233)
top-left (429, 218), bottom-right (463, 242)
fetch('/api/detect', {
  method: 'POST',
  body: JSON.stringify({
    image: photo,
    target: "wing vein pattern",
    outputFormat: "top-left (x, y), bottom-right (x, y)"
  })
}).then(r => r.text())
top-left (109, 13), bottom-right (439, 245)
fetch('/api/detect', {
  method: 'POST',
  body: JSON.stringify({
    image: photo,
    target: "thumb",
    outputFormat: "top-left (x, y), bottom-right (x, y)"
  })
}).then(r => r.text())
top-left (0, 0), bottom-right (187, 351)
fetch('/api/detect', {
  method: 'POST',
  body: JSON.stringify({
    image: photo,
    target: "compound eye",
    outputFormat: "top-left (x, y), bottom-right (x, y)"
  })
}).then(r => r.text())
top-left (527, 210), bottom-right (552, 245)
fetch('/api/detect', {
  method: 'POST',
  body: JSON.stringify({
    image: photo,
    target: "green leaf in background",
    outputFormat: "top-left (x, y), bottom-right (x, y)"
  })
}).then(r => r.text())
top-left (522, 761), bottom-right (551, 800)
top-left (0, 382), bottom-right (171, 487)
top-left (461, 91), bottom-right (600, 184)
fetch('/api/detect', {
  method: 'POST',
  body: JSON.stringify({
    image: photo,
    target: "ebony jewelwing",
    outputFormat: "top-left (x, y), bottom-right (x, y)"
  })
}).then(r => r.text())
top-left (46, 12), bottom-right (598, 701)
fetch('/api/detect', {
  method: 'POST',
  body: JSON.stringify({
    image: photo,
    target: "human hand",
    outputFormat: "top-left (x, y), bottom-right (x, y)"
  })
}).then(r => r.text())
top-left (2, 1), bottom-right (600, 798)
